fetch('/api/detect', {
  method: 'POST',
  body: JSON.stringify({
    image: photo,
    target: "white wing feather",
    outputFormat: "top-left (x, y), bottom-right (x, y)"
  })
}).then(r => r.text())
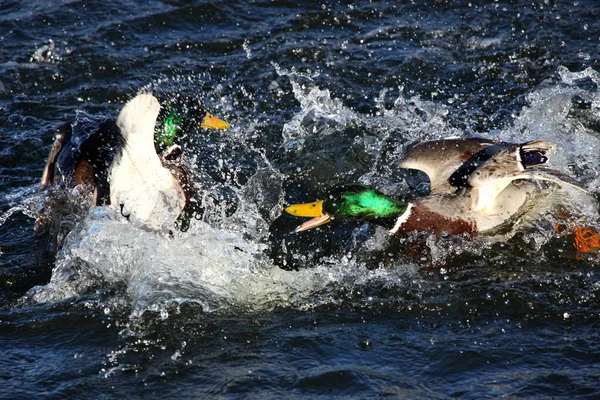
top-left (110, 93), bottom-right (185, 231)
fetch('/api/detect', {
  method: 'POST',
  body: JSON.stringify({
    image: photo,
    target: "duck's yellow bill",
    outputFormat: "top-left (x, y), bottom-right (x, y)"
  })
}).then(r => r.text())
top-left (201, 113), bottom-right (230, 130)
top-left (285, 200), bottom-right (324, 217)
top-left (285, 200), bottom-right (331, 232)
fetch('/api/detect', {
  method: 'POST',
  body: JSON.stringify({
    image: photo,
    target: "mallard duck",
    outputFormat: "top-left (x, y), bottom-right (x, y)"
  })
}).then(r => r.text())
top-left (39, 93), bottom-right (229, 231)
top-left (285, 138), bottom-right (588, 236)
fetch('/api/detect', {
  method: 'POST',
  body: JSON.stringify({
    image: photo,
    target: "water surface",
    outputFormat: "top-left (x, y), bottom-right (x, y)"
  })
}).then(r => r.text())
top-left (1, 1), bottom-right (600, 398)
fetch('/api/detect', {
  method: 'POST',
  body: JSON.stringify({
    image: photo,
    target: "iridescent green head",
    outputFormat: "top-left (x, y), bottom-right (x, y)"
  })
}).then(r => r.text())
top-left (155, 104), bottom-right (182, 150)
top-left (154, 98), bottom-right (230, 153)
top-left (285, 186), bottom-right (407, 232)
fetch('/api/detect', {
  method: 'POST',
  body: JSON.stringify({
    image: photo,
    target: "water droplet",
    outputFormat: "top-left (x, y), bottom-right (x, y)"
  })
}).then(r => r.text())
top-left (160, 308), bottom-right (169, 320)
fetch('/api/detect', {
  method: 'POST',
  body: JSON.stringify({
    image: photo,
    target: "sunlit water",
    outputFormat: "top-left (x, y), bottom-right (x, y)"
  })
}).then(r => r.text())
top-left (1, 1), bottom-right (600, 398)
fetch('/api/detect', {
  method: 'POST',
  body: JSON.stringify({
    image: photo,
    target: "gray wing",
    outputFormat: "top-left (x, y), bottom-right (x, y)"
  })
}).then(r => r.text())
top-left (468, 140), bottom-right (586, 214)
top-left (399, 138), bottom-right (496, 194)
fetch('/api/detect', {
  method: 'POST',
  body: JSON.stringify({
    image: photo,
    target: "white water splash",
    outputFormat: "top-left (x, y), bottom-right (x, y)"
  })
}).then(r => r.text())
top-left (17, 66), bottom-right (600, 318)
top-left (273, 63), bottom-right (360, 144)
top-left (23, 201), bottom-right (417, 316)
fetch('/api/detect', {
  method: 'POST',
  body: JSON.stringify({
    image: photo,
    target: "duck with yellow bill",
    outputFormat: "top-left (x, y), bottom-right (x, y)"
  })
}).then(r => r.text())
top-left (37, 92), bottom-right (230, 234)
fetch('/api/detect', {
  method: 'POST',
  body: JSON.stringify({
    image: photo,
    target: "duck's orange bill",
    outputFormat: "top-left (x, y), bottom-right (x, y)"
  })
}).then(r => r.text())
top-left (285, 200), bottom-right (331, 232)
top-left (200, 113), bottom-right (230, 130)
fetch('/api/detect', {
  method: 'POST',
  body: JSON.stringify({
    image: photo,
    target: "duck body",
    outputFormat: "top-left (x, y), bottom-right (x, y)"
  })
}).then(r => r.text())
top-left (39, 93), bottom-right (229, 233)
top-left (286, 137), bottom-right (585, 236)
top-left (388, 180), bottom-right (539, 235)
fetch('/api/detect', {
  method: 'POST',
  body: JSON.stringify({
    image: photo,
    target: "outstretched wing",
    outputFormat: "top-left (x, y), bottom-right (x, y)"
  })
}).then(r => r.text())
top-left (399, 138), bottom-right (498, 194)
top-left (468, 140), bottom-right (586, 214)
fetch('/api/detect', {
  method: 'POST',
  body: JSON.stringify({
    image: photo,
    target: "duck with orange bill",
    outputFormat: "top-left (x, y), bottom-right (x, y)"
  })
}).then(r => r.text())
top-left (37, 93), bottom-right (229, 234)
top-left (285, 138), bottom-right (599, 254)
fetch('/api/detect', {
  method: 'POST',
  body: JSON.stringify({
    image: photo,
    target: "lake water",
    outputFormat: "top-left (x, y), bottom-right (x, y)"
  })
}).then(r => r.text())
top-left (1, 1), bottom-right (600, 398)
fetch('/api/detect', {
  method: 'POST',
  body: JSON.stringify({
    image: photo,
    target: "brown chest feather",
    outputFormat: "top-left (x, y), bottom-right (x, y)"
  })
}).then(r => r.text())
top-left (396, 203), bottom-right (477, 235)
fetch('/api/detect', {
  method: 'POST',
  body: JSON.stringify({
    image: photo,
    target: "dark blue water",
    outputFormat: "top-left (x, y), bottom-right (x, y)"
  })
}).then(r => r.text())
top-left (2, 1), bottom-right (600, 398)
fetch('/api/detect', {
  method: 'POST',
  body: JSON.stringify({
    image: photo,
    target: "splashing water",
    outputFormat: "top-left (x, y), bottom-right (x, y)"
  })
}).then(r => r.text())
top-left (4, 66), bottom-right (599, 327)
top-left (272, 65), bottom-right (600, 266)
top-left (22, 204), bottom-right (418, 317)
